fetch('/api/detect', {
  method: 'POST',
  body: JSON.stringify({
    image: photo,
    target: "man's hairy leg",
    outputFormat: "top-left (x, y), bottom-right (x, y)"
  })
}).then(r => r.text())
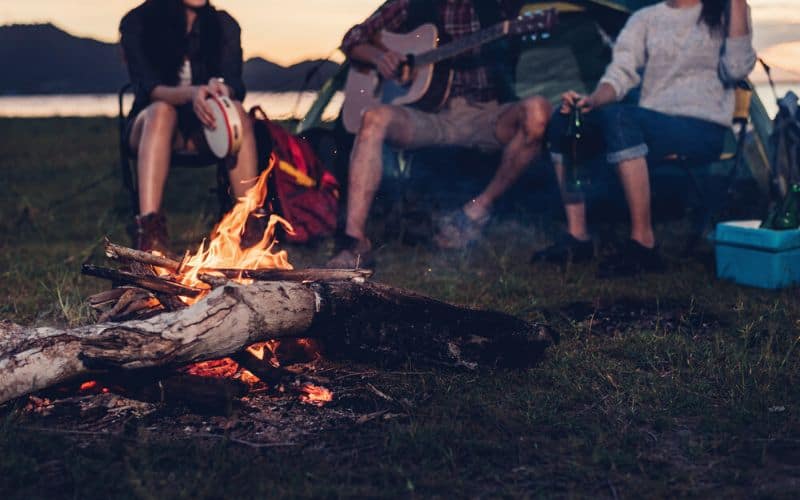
top-left (345, 105), bottom-right (415, 242)
top-left (466, 96), bottom-right (551, 221)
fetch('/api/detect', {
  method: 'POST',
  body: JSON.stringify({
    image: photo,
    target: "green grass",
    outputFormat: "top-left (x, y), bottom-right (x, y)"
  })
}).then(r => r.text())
top-left (1, 117), bottom-right (799, 498)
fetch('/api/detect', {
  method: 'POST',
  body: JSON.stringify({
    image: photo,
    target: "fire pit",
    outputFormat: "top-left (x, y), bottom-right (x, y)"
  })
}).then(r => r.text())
top-left (0, 165), bottom-right (557, 435)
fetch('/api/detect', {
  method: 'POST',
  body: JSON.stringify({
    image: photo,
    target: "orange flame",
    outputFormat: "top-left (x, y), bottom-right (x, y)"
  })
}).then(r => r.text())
top-left (170, 156), bottom-right (294, 304)
top-left (299, 384), bottom-right (334, 406)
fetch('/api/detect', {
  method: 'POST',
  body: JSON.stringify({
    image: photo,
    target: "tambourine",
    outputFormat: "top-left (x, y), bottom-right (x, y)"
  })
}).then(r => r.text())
top-left (203, 94), bottom-right (243, 159)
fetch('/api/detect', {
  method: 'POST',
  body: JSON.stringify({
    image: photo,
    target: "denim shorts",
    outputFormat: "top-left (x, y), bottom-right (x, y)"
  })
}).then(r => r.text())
top-left (547, 104), bottom-right (727, 166)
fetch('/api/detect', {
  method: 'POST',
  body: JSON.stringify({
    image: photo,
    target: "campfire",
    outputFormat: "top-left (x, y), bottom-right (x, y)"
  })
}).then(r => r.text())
top-left (0, 157), bottom-right (557, 421)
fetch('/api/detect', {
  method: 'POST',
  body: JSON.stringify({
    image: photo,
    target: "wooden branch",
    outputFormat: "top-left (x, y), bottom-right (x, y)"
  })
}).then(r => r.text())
top-left (81, 264), bottom-right (203, 298)
top-left (130, 374), bottom-right (247, 416)
top-left (104, 240), bottom-right (181, 271)
top-left (0, 281), bottom-right (556, 405)
top-left (204, 268), bottom-right (373, 283)
top-left (104, 239), bottom-right (372, 283)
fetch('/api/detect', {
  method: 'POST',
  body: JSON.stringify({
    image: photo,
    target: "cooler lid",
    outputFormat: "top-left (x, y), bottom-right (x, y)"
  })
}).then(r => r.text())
top-left (715, 220), bottom-right (800, 252)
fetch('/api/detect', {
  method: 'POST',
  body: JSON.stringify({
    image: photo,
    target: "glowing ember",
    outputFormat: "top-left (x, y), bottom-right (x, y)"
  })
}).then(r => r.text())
top-left (185, 358), bottom-right (240, 379)
top-left (80, 380), bottom-right (97, 391)
top-left (299, 384), bottom-right (334, 406)
top-left (246, 340), bottom-right (281, 367)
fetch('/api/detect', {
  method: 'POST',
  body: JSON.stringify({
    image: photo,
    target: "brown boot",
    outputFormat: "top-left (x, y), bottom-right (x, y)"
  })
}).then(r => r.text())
top-left (135, 212), bottom-right (171, 255)
top-left (240, 208), bottom-right (271, 249)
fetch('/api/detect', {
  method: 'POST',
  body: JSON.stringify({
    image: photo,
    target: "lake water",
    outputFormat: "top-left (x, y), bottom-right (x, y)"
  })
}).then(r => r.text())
top-left (0, 91), bottom-right (345, 121)
top-left (0, 85), bottom-right (796, 120)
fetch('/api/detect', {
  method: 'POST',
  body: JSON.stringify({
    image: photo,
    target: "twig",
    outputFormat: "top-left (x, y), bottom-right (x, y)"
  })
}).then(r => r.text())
top-left (104, 239), bottom-right (181, 271)
top-left (191, 432), bottom-right (296, 449)
top-left (81, 264), bottom-right (203, 298)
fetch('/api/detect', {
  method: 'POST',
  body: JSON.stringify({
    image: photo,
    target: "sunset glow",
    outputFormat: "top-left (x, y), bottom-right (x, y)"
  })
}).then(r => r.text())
top-left (0, 0), bottom-right (797, 68)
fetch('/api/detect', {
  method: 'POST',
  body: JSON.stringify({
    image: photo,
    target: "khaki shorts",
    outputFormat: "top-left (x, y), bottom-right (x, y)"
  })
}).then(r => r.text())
top-left (403, 97), bottom-right (513, 152)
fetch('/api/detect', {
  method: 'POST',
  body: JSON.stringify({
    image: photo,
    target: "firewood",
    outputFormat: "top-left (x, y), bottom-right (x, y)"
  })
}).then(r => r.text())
top-left (0, 281), bottom-right (556, 405)
top-left (132, 374), bottom-right (247, 416)
top-left (105, 239), bottom-right (372, 283)
top-left (215, 268), bottom-right (373, 282)
top-left (104, 240), bottom-right (181, 271)
top-left (81, 264), bottom-right (203, 298)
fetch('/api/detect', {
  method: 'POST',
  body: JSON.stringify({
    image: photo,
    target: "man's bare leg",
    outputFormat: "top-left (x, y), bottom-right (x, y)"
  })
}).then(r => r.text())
top-left (616, 156), bottom-right (655, 248)
top-left (344, 105), bottom-right (415, 242)
top-left (464, 96), bottom-right (551, 221)
top-left (129, 102), bottom-right (178, 215)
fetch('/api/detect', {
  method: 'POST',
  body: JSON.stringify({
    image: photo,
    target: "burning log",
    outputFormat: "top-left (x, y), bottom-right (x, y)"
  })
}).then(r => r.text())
top-left (105, 239), bottom-right (373, 284)
top-left (81, 264), bottom-right (203, 298)
top-left (0, 280), bottom-right (556, 405)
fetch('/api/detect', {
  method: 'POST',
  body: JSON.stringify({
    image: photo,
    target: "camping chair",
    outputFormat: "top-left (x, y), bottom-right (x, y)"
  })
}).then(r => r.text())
top-left (117, 83), bottom-right (232, 218)
top-left (660, 82), bottom-right (754, 254)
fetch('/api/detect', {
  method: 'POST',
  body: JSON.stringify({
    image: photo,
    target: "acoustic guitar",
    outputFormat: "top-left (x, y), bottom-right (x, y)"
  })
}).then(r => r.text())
top-left (341, 9), bottom-right (558, 134)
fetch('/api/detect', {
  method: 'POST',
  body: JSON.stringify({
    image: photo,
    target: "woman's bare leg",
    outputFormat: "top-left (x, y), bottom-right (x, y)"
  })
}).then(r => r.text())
top-left (129, 102), bottom-right (178, 215)
top-left (227, 102), bottom-right (259, 199)
top-left (616, 157), bottom-right (655, 248)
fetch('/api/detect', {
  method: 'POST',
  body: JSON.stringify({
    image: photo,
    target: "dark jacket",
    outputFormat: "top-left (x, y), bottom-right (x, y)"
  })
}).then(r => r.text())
top-left (119, 4), bottom-right (246, 119)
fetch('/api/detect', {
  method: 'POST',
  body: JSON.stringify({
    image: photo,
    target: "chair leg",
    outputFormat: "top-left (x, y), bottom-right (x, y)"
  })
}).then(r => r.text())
top-left (216, 161), bottom-right (232, 217)
top-left (682, 166), bottom-right (712, 256)
top-left (120, 154), bottom-right (139, 217)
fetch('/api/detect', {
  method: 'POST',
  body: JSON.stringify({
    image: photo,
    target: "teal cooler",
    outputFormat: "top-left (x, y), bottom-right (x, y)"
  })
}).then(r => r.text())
top-left (714, 220), bottom-right (800, 289)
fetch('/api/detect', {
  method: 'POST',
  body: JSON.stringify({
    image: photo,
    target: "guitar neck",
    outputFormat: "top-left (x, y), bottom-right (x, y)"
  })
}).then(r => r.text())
top-left (414, 21), bottom-right (509, 67)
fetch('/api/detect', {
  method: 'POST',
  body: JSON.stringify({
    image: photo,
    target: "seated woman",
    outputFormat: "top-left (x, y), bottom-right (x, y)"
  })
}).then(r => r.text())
top-left (534, 0), bottom-right (755, 275)
top-left (120, 0), bottom-right (258, 253)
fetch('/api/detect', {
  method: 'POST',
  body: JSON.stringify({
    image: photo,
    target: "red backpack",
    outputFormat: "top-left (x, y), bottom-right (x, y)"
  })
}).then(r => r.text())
top-left (250, 107), bottom-right (340, 243)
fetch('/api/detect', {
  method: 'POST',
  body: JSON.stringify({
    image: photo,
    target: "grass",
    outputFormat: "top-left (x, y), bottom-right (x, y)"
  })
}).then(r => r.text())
top-left (1, 117), bottom-right (799, 498)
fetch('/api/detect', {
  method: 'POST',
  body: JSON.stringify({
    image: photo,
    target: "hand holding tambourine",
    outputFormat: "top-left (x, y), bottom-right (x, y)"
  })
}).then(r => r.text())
top-left (198, 78), bottom-right (243, 159)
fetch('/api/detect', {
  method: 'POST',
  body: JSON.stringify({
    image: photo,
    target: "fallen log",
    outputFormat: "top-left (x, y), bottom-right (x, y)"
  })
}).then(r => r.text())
top-left (0, 280), bottom-right (556, 405)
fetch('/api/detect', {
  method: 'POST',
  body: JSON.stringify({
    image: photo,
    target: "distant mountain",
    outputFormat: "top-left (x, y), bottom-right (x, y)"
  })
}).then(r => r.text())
top-left (0, 23), bottom-right (339, 95)
top-left (243, 57), bottom-right (340, 92)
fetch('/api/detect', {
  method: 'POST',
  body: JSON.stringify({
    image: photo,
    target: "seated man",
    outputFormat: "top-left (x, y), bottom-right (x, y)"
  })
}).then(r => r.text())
top-left (328, 0), bottom-right (551, 268)
top-left (120, 0), bottom-right (259, 254)
top-left (533, 0), bottom-right (755, 276)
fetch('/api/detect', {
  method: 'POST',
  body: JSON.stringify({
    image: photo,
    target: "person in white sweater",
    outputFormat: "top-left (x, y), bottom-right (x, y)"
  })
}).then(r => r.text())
top-left (534, 0), bottom-right (756, 276)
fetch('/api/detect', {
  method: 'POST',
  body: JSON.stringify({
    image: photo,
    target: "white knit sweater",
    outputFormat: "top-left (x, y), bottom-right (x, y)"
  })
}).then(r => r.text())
top-left (599, 2), bottom-right (756, 126)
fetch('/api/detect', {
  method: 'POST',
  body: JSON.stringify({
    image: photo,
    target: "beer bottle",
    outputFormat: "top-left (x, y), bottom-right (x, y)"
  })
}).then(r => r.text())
top-left (562, 106), bottom-right (588, 193)
top-left (773, 183), bottom-right (800, 229)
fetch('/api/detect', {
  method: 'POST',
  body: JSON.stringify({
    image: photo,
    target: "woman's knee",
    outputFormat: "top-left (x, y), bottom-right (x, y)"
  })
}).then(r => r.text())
top-left (143, 101), bottom-right (178, 128)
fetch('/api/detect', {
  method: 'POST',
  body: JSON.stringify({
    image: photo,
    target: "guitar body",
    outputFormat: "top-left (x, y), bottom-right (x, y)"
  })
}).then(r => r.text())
top-left (342, 24), bottom-right (453, 134)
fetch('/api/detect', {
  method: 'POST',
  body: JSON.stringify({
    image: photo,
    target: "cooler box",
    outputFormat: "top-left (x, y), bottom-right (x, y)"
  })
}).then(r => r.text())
top-left (714, 220), bottom-right (800, 289)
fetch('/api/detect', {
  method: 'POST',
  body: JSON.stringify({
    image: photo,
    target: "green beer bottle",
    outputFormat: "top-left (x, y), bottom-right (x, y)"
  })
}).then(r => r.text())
top-left (562, 106), bottom-right (588, 193)
top-left (773, 183), bottom-right (800, 229)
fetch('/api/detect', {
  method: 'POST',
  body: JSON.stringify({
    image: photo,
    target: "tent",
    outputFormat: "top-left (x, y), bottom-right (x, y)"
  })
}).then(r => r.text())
top-left (297, 0), bottom-right (774, 233)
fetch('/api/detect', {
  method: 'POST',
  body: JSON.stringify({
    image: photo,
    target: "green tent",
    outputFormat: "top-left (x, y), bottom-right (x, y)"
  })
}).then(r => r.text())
top-left (298, 0), bottom-right (773, 195)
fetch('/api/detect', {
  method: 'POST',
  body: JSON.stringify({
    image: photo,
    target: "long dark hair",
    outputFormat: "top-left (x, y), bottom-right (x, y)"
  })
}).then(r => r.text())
top-left (699, 0), bottom-right (727, 34)
top-left (141, 0), bottom-right (222, 85)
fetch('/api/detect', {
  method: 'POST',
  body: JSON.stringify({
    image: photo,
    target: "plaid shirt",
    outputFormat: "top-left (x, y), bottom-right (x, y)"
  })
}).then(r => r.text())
top-left (341, 0), bottom-right (522, 103)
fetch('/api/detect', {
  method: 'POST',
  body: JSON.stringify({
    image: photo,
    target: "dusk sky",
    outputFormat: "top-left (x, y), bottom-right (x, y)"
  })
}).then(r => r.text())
top-left (0, 0), bottom-right (798, 67)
